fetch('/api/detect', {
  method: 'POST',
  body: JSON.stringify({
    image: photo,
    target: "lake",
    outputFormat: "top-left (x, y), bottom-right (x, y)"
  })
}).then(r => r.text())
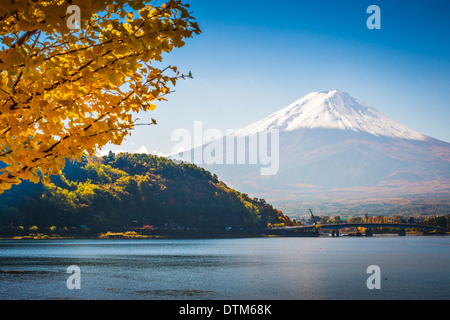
top-left (0, 235), bottom-right (448, 300)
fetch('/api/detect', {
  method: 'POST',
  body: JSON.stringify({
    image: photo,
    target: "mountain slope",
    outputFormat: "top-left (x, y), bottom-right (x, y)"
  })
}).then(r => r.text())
top-left (0, 153), bottom-right (293, 233)
top-left (188, 90), bottom-right (450, 214)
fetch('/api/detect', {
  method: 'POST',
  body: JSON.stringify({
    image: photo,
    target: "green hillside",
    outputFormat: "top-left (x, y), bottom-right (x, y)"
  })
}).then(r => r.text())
top-left (0, 153), bottom-right (293, 236)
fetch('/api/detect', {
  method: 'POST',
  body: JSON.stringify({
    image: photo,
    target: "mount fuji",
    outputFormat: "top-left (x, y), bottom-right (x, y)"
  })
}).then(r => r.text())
top-left (235, 90), bottom-right (427, 140)
top-left (175, 90), bottom-right (450, 215)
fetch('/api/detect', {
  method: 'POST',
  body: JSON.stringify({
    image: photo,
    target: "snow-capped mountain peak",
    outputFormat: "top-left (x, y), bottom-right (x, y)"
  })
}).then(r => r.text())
top-left (236, 90), bottom-right (427, 141)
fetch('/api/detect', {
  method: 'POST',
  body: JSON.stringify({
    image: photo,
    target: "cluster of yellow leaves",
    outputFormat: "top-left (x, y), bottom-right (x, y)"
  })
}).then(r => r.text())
top-left (0, 0), bottom-right (200, 192)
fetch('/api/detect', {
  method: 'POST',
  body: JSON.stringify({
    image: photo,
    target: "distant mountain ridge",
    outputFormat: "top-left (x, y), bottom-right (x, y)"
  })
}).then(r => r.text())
top-left (189, 90), bottom-right (450, 215)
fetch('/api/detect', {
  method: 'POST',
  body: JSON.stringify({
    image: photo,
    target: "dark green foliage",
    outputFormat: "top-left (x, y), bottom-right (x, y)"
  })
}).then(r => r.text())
top-left (0, 153), bottom-right (292, 232)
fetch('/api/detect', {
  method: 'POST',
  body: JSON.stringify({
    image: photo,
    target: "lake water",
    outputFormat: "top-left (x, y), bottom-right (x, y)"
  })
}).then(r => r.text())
top-left (0, 235), bottom-right (448, 300)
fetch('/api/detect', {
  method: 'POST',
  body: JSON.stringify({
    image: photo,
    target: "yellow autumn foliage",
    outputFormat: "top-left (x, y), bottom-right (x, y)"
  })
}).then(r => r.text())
top-left (0, 0), bottom-right (200, 192)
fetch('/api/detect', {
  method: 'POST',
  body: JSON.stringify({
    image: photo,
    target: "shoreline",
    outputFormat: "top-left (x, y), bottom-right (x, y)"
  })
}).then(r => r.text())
top-left (1, 231), bottom-right (447, 241)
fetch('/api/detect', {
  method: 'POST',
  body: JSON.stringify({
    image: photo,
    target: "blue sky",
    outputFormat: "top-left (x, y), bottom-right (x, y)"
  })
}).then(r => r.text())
top-left (102, 0), bottom-right (450, 155)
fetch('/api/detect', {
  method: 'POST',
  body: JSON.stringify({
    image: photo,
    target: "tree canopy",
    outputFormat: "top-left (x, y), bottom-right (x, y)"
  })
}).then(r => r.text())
top-left (0, 153), bottom-right (293, 233)
top-left (0, 0), bottom-right (200, 192)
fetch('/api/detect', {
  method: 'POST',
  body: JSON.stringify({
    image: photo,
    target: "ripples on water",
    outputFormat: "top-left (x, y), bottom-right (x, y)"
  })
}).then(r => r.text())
top-left (0, 236), bottom-right (448, 300)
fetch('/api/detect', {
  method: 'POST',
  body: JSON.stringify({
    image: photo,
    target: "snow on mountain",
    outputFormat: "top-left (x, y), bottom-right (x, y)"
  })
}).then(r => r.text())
top-left (236, 89), bottom-right (427, 141)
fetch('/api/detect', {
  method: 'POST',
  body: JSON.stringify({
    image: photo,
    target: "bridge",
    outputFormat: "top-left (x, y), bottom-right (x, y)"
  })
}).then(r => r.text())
top-left (274, 222), bottom-right (445, 236)
top-left (272, 209), bottom-right (446, 237)
top-left (317, 222), bottom-right (444, 236)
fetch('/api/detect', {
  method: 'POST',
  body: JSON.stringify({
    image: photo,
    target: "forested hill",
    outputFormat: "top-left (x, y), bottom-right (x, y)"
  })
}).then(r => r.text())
top-left (0, 153), bottom-right (293, 234)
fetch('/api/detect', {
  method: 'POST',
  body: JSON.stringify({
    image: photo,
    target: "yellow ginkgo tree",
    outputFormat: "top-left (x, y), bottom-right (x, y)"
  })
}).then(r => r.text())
top-left (0, 0), bottom-right (200, 192)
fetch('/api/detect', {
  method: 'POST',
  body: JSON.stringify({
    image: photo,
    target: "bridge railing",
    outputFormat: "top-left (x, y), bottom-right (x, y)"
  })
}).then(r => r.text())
top-left (314, 222), bottom-right (444, 231)
top-left (273, 222), bottom-right (444, 231)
